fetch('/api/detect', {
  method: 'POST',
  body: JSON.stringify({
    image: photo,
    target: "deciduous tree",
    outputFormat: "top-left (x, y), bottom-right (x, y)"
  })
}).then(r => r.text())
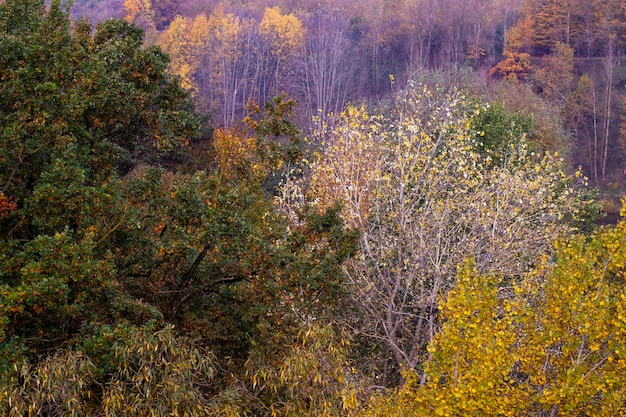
top-left (365, 205), bottom-right (626, 415)
top-left (0, 0), bottom-right (197, 359)
top-left (300, 80), bottom-right (588, 383)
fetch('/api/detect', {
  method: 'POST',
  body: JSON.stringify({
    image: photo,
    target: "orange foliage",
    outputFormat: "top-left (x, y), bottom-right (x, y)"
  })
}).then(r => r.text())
top-left (0, 191), bottom-right (17, 218)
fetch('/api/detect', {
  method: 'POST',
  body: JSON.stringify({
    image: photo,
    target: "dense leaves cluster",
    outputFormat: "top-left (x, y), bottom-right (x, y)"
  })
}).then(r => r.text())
top-left (0, 0), bottom-right (359, 414)
top-left (0, 0), bottom-right (197, 362)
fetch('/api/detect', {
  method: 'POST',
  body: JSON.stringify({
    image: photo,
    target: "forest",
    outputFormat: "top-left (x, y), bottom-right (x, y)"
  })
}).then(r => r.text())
top-left (1, 0), bottom-right (626, 415)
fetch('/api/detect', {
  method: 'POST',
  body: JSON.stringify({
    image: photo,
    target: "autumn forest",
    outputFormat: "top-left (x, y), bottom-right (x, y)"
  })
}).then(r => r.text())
top-left (1, 0), bottom-right (626, 415)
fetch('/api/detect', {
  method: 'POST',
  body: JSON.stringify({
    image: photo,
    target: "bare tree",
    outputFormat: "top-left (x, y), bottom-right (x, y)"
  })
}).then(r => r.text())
top-left (294, 10), bottom-right (355, 131)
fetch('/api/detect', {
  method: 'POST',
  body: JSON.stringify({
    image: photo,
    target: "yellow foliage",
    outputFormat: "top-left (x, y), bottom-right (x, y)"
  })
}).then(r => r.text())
top-left (1, 325), bottom-right (216, 416)
top-left (489, 50), bottom-right (533, 82)
top-left (308, 105), bottom-right (383, 229)
top-left (259, 7), bottom-right (306, 58)
top-left (244, 324), bottom-right (365, 416)
top-left (365, 214), bottom-right (626, 416)
top-left (212, 127), bottom-right (267, 181)
top-left (123, 0), bottom-right (152, 23)
top-left (158, 16), bottom-right (197, 93)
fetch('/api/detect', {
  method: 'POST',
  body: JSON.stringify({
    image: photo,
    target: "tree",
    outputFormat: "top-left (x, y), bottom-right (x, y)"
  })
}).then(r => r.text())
top-left (487, 80), bottom-right (574, 163)
top-left (0, 0), bottom-right (198, 360)
top-left (364, 261), bottom-right (528, 417)
top-left (204, 8), bottom-right (256, 127)
top-left (257, 7), bottom-right (306, 106)
top-left (488, 49), bottom-right (533, 81)
top-left (366, 202), bottom-right (626, 416)
top-left (566, 74), bottom-right (601, 181)
top-left (122, 0), bottom-right (156, 42)
top-left (158, 15), bottom-right (196, 93)
top-left (299, 79), bottom-right (588, 383)
top-left (238, 324), bottom-right (364, 416)
top-left (105, 97), bottom-right (357, 364)
top-left (294, 10), bottom-right (355, 131)
top-left (0, 1), bottom-right (361, 411)
top-left (532, 42), bottom-right (574, 102)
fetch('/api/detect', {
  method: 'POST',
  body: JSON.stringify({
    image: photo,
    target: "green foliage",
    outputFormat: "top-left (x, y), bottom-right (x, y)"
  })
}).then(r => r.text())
top-left (487, 80), bottom-right (574, 162)
top-left (0, 0), bottom-right (358, 401)
top-left (0, 0), bottom-right (197, 363)
top-left (470, 103), bottom-right (533, 165)
top-left (0, 230), bottom-right (119, 360)
top-left (0, 0), bottom-right (197, 233)
top-left (111, 158), bottom-right (357, 362)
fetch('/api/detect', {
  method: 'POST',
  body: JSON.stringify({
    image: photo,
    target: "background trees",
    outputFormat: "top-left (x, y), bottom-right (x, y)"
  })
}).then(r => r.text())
top-left (293, 10), bottom-right (356, 131)
top-left (503, 0), bottom-right (626, 183)
top-left (77, 0), bottom-right (625, 186)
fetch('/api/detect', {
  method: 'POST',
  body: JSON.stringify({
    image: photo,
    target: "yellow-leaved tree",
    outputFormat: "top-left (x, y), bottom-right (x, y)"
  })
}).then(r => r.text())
top-left (158, 15), bottom-right (195, 93)
top-left (365, 203), bottom-right (626, 416)
top-left (207, 8), bottom-right (255, 127)
top-left (257, 7), bottom-right (305, 105)
top-left (122, 0), bottom-right (156, 42)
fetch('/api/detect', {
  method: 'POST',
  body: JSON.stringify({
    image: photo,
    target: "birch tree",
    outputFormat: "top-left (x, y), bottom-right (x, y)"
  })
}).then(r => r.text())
top-left (291, 10), bottom-right (355, 131)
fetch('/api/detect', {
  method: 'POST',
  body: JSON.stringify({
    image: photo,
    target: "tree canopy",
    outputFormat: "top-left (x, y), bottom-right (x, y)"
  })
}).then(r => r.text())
top-left (2, 0), bottom-right (626, 414)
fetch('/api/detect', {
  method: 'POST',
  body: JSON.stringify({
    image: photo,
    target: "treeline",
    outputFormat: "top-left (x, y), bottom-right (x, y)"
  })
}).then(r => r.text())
top-left (126, 0), bottom-right (515, 129)
top-left (2, 0), bottom-right (626, 415)
top-left (95, 0), bottom-right (626, 181)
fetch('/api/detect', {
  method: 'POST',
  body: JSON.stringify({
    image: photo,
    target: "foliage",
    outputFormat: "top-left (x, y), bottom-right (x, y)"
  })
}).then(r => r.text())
top-left (0, 0), bottom-right (197, 231)
top-left (297, 81), bottom-right (590, 383)
top-left (222, 324), bottom-right (365, 416)
top-left (469, 102), bottom-right (533, 164)
top-left (4, 0), bottom-right (626, 413)
top-left (1, 350), bottom-right (96, 416)
top-left (259, 6), bottom-right (305, 62)
top-left (101, 324), bottom-right (215, 416)
top-left (0, 0), bottom-right (198, 362)
top-left (532, 42), bottom-right (575, 102)
top-left (513, 207), bottom-right (626, 415)
top-left (489, 50), bottom-right (533, 82)
top-left (365, 203), bottom-right (626, 416)
top-left (0, 2), bottom-right (359, 409)
top-left (1, 324), bottom-right (216, 416)
top-left (487, 80), bottom-right (575, 163)
top-left (0, 230), bottom-right (119, 361)
top-left (364, 262), bottom-right (527, 417)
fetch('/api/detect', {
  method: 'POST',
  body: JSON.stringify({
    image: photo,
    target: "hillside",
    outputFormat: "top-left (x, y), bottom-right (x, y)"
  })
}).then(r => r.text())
top-left (2, 0), bottom-right (626, 415)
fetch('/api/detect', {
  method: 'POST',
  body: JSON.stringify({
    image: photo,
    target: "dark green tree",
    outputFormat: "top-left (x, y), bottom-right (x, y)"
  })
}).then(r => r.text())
top-left (1, 5), bottom-right (359, 413)
top-left (0, 0), bottom-right (197, 361)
